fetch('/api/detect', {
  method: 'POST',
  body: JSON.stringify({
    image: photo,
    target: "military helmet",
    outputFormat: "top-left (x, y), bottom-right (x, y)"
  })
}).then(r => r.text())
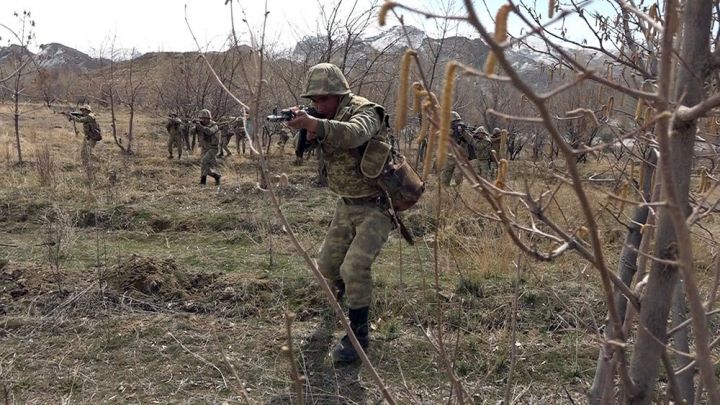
top-left (198, 109), bottom-right (212, 119)
top-left (450, 111), bottom-right (462, 122)
top-left (493, 127), bottom-right (501, 135)
top-left (475, 125), bottom-right (488, 135)
top-left (301, 63), bottom-right (351, 98)
top-left (79, 104), bottom-right (92, 112)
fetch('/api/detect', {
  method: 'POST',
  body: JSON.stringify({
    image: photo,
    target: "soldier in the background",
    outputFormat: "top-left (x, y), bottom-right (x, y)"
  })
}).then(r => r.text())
top-left (66, 104), bottom-right (102, 160)
top-left (217, 119), bottom-right (235, 158)
top-left (195, 109), bottom-right (222, 186)
top-left (472, 126), bottom-right (494, 179)
top-left (441, 111), bottom-right (477, 187)
top-left (166, 113), bottom-right (184, 160)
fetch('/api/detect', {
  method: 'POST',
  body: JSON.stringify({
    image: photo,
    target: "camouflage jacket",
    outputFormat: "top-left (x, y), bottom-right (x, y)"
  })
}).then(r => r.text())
top-left (315, 94), bottom-right (386, 198)
top-left (469, 128), bottom-right (493, 161)
top-left (195, 121), bottom-right (219, 150)
top-left (69, 113), bottom-right (99, 140)
top-left (166, 117), bottom-right (183, 136)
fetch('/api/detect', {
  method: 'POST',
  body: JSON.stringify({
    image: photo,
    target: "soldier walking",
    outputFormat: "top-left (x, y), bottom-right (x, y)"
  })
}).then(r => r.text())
top-left (287, 63), bottom-right (392, 363)
top-left (440, 111), bottom-right (479, 186)
top-left (194, 109), bottom-right (222, 186)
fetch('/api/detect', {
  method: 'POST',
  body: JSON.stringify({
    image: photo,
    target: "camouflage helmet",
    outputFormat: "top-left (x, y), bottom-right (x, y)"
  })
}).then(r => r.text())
top-left (450, 111), bottom-right (462, 122)
top-left (301, 63), bottom-right (351, 98)
top-left (493, 127), bottom-right (501, 135)
top-left (198, 109), bottom-right (212, 119)
top-left (474, 125), bottom-right (489, 135)
top-left (79, 104), bottom-right (92, 112)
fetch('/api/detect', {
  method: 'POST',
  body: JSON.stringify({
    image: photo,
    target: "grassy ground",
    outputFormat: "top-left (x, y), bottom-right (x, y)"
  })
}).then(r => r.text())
top-left (1, 104), bottom-right (717, 403)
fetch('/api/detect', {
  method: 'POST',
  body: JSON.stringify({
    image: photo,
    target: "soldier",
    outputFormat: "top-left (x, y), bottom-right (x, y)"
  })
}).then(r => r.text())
top-left (287, 63), bottom-right (392, 363)
top-left (166, 113), bottom-right (184, 160)
top-left (440, 111), bottom-right (478, 186)
top-left (66, 104), bottom-right (101, 159)
top-left (194, 109), bottom-right (222, 186)
top-left (217, 118), bottom-right (235, 158)
top-left (472, 126), bottom-right (494, 179)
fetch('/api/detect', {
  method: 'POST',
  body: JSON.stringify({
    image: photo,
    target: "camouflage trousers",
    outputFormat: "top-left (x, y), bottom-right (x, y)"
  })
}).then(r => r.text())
top-left (442, 157), bottom-right (494, 186)
top-left (318, 197), bottom-right (393, 309)
top-left (168, 133), bottom-right (183, 159)
top-left (80, 138), bottom-right (96, 162)
top-left (200, 146), bottom-right (219, 176)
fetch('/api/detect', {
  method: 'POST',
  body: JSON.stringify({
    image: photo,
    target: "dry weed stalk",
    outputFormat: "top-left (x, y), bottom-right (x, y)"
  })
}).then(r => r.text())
top-left (281, 312), bottom-right (304, 405)
top-left (34, 144), bottom-right (56, 188)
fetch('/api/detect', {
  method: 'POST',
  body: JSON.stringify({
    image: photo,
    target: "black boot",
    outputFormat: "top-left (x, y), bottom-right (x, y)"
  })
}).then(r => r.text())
top-left (332, 306), bottom-right (369, 363)
top-left (211, 173), bottom-right (221, 185)
top-left (200, 175), bottom-right (207, 185)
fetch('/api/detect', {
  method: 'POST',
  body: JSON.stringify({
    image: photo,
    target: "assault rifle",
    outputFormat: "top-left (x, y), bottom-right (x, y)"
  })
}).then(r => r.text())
top-left (266, 106), bottom-right (321, 122)
top-left (280, 107), bottom-right (323, 159)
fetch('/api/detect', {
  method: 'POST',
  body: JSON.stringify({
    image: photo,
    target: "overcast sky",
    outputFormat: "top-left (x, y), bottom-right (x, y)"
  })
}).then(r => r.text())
top-left (0, 0), bottom-right (598, 56)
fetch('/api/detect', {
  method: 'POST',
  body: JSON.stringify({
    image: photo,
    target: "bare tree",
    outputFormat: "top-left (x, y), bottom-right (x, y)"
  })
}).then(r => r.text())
top-left (0, 11), bottom-right (36, 164)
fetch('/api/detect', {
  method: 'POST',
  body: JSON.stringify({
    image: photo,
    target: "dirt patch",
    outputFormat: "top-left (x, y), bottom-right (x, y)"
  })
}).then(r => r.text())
top-left (0, 261), bottom-right (64, 314)
top-left (103, 254), bottom-right (196, 300)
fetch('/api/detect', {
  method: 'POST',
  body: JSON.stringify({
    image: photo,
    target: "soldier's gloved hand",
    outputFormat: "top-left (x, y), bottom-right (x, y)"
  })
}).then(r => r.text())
top-left (287, 107), bottom-right (319, 139)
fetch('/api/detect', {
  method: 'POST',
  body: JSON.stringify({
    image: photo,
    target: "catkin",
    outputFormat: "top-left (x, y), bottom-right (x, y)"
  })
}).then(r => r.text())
top-left (634, 98), bottom-right (644, 122)
top-left (418, 101), bottom-right (430, 145)
top-left (412, 82), bottom-right (425, 114)
top-left (484, 4), bottom-right (512, 74)
top-left (548, 0), bottom-right (555, 18)
top-left (638, 160), bottom-right (645, 193)
top-left (378, 1), bottom-right (396, 26)
top-left (495, 159), bottom-right (508, 189)
top-left (436, 62), bottom-right (459, 169)
top-left (618, 180), bottom-right (629, 212)
top-left (643, 107), bottom-right (653, 125)
top-left (606, 96), bottom-right (614, 119)
top-left (422, 129), bottom-right (438, 180)
top-left (499, 130), bottom-right (508, 160)
top-left (394, 50), bottom-right (416, 135)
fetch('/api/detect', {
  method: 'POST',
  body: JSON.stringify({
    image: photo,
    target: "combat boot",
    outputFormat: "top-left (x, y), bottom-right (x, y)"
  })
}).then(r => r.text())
top-left (200, 175), bottom-right (207, 185)
top-left (332, 306), bottom-right (369, 363)
top-left (211, 173), bottom-right (221, 186)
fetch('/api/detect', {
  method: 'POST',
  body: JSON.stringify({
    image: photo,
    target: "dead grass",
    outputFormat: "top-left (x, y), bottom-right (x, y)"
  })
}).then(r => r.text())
top-left (1, 103), bottom-right (718, 403)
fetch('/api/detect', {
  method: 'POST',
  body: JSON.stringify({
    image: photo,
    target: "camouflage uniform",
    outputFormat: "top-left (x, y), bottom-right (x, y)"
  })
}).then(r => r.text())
top-left (195, 109), bottom-right (221, 185)
top-left (473, 126), bottom-right (494, 178)
top-left (166, 114), bottom-right (184, 159)
top-left (301, 63), bottom-right (392, 363)
top-left (441, 111), bottom-right (481, 186)
top-left (68, 104), bottom-right (101, 159)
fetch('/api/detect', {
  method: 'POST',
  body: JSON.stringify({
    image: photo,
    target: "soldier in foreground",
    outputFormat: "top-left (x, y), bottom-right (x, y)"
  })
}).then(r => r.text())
top-left (287, 63), bottom-right (392, 363)
top-left (195, 109), bottom-right (221, 186)
top-left (66, 104), bottom-right (101, 159)
top-left (166, 113), bottom-right (184, 160)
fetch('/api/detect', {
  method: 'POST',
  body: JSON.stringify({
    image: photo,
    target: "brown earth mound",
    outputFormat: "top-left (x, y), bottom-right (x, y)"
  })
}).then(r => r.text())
top-left (0, 261), bottom-right (61, 314)
top-left (103, 254), bottom-right (194, 300)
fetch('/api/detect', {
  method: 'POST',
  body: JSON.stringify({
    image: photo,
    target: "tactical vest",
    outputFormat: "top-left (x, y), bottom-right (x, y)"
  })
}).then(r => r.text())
top-left (322, 94), bottom-right (387, 198)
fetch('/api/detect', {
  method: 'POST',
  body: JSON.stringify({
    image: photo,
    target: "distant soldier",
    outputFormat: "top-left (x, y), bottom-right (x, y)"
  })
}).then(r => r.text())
top-left (218, 117), bottom-right (247, 157)
top-left (66, 104), bottom-right (101, 159)
top-left (166, 113), bottom-right (184, 160)
top-left (194, 109), bottom-right (222, 186)
top-left (441, 111), bottom-right (478, 186)
top-left (472, 126), bottom-right (494, 179)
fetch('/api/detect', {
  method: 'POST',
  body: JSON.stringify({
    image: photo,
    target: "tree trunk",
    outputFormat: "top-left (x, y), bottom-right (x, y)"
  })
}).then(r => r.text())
top-left (671, 278), bottom-right (694, 404)
top-left (628, 0), bottom-right (712, 402)
top-left (589, 152), bottom-right (655, 404)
